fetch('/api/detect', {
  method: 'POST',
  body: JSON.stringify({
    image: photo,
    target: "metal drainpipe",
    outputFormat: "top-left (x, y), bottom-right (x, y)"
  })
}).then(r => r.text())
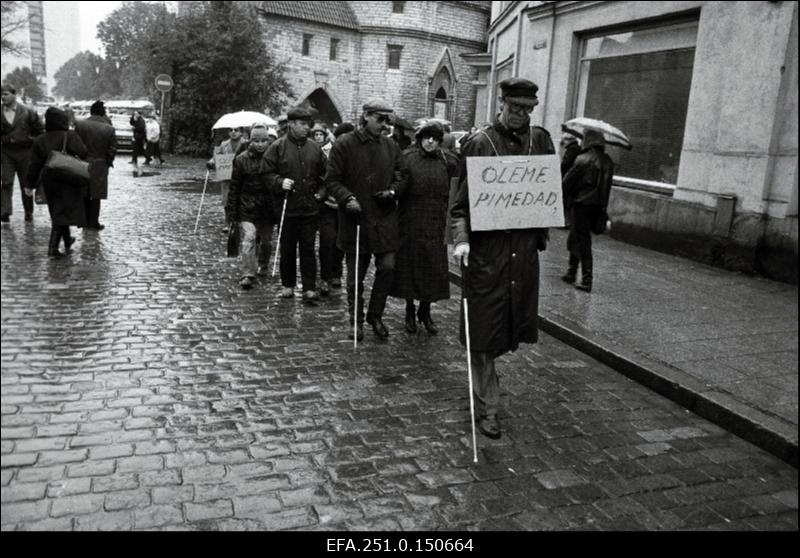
top-left (542, 1), bottom-right (558, 128)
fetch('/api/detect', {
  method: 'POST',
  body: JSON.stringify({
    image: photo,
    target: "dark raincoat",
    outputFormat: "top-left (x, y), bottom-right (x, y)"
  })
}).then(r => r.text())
top-left (450, 120), bottom-right (555, 356)
top-left (74, 115), bottom-right (117, 199)
top-left (562, 129), bottom-right (614, 208)
top-left (264, 134), bottom-right (326, 218)
top-left (27, 108), bottom-right (89, 227)
top-left (325, 128), bottom-right (407, 254)
top-left (225, 146), bottom-right (275, 225)
top-left (390, 145), bottom-right (458, 302)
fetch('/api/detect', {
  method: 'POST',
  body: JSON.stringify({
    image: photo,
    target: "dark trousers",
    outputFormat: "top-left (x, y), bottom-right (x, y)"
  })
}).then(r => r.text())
top-left (84, 198), bottom-right (101, 227)
top-left (318, 206), bottom-right (343, 282)
top-left (279, 214), bottom-right (318, 292)
top-left (145, 141), bottom-right (162, 163)
top-left (1, 147), bottom-right (33, 216)
top-left (346, 250), bottom-right (395, 322)
top-left (470, 352), bottom-right (499, 418)
top-left (566, 204), bottom-right (600, 283)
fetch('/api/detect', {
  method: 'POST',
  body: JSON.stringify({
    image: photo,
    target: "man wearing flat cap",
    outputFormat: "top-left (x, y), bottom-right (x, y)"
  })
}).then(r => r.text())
top-left (326, 98), bottom-right (407, 340)
top-left (450, 77), bottom-right (555, 440)
top-left (75, 100), bottom-right (117, 230)
top-left (264, 106), bottom-right (327, 302)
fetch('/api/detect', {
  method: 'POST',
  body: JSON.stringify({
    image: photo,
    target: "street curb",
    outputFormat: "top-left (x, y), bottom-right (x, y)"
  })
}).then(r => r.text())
top-left (449, 269), bottom-right (799, 469)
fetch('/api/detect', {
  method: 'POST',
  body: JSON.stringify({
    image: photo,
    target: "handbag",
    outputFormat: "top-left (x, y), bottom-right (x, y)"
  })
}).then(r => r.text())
top-left (591, 208), bottom-right (609, 235)
top-left (226, 222), bottom-right (240, 257)
top-left (44, 132), bottom-right (90, 187)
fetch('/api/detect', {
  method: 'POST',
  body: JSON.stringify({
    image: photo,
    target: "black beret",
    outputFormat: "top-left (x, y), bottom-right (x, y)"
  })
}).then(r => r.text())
top-left (333, 122), bottom-right (355, 138)
top-left (499, 77), bottom-right (539, 106)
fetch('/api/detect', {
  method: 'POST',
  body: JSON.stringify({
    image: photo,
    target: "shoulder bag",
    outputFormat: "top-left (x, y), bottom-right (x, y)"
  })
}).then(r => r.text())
top-left (44, 131), bottom-right (90, 187)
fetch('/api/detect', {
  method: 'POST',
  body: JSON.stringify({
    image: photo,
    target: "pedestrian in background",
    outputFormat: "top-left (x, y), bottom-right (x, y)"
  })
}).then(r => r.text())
top-left (264, 107), bottom-right (327, 303)
top-left (451, 77), bottom-right (555, 440)
top-left (559, 131), bottom-right (581, 228)
top-left (207, 127), bottom-right (246, 228)
top-left (144, 115), bottom-right (164, 167)
top-left (26, 107), bottom-right (88, 258)
top-left (561, 128), bottom-right (614, 293)
top-left (1, 83), bottom-right (44, 224)
top-left (311, 122), bottom-right (333, 157)
top-left (326, 99), bottom-right (407, 341)
top-left (129, 110), bottom-right (146, 177)
top-left (74, 100), bottom-right (117, 231)
top-left (225, 127), bottom-right (276, 290)
top-left (317, 122), bottom-right (354, 295)
top-left (391, 120), bottom-right (457, 335)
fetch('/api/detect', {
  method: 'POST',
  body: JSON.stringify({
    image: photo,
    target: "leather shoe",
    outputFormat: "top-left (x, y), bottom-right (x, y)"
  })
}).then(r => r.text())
top-left (575, 282), bottom-right (592, 293)
top-left (24, 211), bottom-right (33, 222)
top-left (348, 323), bottom-right (364, 341)
top-left (560, 273), bottom-right (576, 284)
top-left (476, 415), bottom-right (501, 439)
top-left (366, 316), bottom-right (389, 338)
top-left (87, 223), bottom-right (105, 231)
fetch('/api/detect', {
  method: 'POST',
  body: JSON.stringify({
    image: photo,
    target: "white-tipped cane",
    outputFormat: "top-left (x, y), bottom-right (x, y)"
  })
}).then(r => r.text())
top-left (272, 192), bottom-right (288, 278)
top-left (193, 169), bottom-right (210, 234)
top-left (353, 223), bottom-right (360, 352)
top-left (464, 297), bottom-right (479, 463)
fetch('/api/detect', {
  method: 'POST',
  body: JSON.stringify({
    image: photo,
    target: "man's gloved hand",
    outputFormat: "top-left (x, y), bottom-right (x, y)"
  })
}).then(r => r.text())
top-left (372, 189), bottom-right (395, 206)
top-left (206, 160), bottom-right (215, 170)
top-left (281, 178), bottom-right (295, 192)
top-left (344, 196), bottom-right (361, 214)
top-left (453, 242), bottom-right (470, 267)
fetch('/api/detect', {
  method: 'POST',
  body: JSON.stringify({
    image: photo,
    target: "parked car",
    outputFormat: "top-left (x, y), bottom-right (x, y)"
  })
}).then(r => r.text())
top-left (110, 114), bottom-right (134, 152)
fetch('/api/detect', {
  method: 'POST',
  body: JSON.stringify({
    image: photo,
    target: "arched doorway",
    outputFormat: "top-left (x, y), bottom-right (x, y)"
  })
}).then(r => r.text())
top-left (301, 88), bottom-right (343, 127)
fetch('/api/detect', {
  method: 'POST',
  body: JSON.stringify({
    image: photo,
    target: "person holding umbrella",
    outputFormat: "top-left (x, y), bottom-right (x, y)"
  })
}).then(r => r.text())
top-left (225, 127), bottom-right (276, 290)
top-left (450, 77), bottom-right (555, 440)
top-left (264, 107), bottom-right (327, 303)
top-left (326, 99), bottom-right (407, 341)
top-left (560, 128), bottom-right (614, 293)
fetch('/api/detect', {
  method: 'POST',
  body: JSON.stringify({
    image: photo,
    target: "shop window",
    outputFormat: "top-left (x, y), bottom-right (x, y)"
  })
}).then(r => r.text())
top-left (575, 20), bottom-right (698, 184)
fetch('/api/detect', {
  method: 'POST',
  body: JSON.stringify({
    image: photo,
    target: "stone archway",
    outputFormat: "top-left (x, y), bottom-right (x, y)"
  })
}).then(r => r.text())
top-left (300, 88), bottom-right (343, 127)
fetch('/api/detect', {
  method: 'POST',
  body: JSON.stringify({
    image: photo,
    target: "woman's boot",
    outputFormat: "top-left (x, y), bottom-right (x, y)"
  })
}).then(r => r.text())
top-left (47, 227), bottom-right (63, 258)
top-left (417, 301), bottom-right (438, 335)
top-left (405, 300), bottom-right (417, 334)
top-left (62, 226), bottom-right (74, 254)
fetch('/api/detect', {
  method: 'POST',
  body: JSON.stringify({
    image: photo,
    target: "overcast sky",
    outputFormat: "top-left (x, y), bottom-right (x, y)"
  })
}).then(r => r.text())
top-left (78, 1), bottom-right (122, 54)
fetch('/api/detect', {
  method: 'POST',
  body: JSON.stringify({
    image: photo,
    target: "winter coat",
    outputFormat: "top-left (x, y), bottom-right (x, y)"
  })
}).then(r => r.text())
top-left (225, 147), bottom-right (275, 225)
top-left (390, 146), bottom-right (458, 302)
top-left (74, 115), bottom-right (117, 200)
top-left (264, 134), bottom-right (326, 218)
top-left (325, 128), bottom-right (408, 254)
top-left (27, 109), bottom-right (89, 227)
top-left (129, 114), bottom-right (146, 140)
top-left (562, 131), bottom-right (614, 208)
top-left (450, 120), bottom-right (555, 356)
top-left (1, 102), bottom-right (43, 148)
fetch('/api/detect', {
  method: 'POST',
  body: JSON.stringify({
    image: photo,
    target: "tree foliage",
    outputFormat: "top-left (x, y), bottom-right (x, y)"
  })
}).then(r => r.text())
top-left (3, 66), bottom-right (44, 101)
top-left (1, 1), bottom-right (29, 56)
top-left (53, 51), bottom-right (120, 100)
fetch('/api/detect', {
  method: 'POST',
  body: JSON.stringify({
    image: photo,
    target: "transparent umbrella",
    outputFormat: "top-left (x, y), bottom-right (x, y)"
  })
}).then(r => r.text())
top-left (212, 111), bottom-right (276, 130)
top-left (561, 117), bottom-right (632, 150)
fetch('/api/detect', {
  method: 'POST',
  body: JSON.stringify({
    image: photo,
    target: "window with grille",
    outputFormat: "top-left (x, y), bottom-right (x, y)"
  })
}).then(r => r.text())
top-left (387, 45), bottom-right (403, 69)
top-left (575, 20), bottom-right (698, 185)
top-left (302, 34), bottom-right (313, 56)
top-left (392, 2), bottom-right (406, 14)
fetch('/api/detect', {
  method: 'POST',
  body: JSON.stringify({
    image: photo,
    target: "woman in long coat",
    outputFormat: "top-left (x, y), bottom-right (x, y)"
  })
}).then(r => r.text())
top-left (27, 107), bottom-right (89, 258)
top-left (391, 121), bottom-right (458, 334)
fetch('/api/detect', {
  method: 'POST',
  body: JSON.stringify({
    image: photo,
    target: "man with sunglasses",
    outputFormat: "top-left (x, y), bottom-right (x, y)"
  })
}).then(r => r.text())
top-left (326, 98), bottom-right (407, 341)
top-left (450, 77), bottom-right (555, 440)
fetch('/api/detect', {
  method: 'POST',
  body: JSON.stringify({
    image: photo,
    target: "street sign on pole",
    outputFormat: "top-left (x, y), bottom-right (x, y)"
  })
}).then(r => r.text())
top-left (154, 74), bottom-right (173, 120)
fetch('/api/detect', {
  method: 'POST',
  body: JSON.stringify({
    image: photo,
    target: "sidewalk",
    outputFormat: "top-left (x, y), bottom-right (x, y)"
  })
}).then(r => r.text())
top-left (450, 229), bottom-right (798, 467)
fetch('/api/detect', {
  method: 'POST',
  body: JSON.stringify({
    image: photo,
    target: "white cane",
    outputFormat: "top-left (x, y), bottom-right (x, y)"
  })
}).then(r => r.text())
top-left (353, 223), bottom-right (361, 352)
top-left (193, 169), bottom-right (210, 234)
top-left (272, 192), bottom-right (288, 278)
top-left (463, 297), bottom-right (479, 463)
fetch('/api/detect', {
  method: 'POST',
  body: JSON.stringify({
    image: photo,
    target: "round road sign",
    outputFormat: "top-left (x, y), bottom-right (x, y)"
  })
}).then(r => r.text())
top-left (154, 74), bottom-right (173, 92)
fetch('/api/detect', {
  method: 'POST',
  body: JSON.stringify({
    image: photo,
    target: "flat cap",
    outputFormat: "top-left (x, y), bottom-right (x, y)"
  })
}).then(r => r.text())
top-left (499, 77), bottom-right (539, 106)
top-left (287, 107), bottom-right (314, 121)
top-left (362, 98), bottom-right (393, 115)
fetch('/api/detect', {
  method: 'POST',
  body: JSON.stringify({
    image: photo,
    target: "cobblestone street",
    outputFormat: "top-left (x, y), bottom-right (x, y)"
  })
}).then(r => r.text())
top-left (1, 159), bottom-right (797, 531)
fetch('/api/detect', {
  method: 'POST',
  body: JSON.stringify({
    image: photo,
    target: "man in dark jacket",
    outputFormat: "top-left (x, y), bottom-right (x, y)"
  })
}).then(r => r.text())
top-left (326, 99), bottom-right (407, 340)
top-left (561, 129), bottom-right (614, 293)
top-left (129, 111), bottom-right (146, 177)
top-left (1, 84), bottom-right (44, 223)
top-left (225, 127), bottom-right (276, 290)
top-left (75, 100), bottom-right (117, 230)
top-left (265, 107), bottom-right (327, 303)
top-left (451, 77), bottom-right (555, 440)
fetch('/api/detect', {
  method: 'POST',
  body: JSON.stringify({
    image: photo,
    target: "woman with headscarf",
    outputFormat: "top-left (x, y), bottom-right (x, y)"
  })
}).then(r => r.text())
top-left (26, 106), bottom-right (89, 258)
top-left (561, 128), bottom-right (614, 292)
top-left (390, 120), bottom-right (458, 334)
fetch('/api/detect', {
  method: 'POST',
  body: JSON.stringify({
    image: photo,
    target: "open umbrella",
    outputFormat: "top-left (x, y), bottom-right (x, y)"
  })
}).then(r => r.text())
top-left (561, 117), bottom-right (632, 150)
top-left (212, 111), bottom-right (277, 130)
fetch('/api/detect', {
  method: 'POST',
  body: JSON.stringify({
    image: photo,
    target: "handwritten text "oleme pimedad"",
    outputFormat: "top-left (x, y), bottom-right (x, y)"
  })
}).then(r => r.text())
top-left (473, 164), bottom-right (559, 209)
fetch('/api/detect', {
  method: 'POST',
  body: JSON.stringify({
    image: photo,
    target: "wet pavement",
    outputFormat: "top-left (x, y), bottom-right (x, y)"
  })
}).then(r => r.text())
top-left (1, 158), bottom-right (798, 531)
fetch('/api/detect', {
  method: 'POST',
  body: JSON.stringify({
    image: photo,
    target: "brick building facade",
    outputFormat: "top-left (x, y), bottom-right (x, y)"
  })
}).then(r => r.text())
top-left (258, 1), bottom-right (491, 130)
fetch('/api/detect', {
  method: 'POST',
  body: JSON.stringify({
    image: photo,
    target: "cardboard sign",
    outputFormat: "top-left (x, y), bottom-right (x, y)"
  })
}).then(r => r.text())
top-left (466, 154), bottom-right (564, 231)
top-left (214, 153), bottom-right (235, 182)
